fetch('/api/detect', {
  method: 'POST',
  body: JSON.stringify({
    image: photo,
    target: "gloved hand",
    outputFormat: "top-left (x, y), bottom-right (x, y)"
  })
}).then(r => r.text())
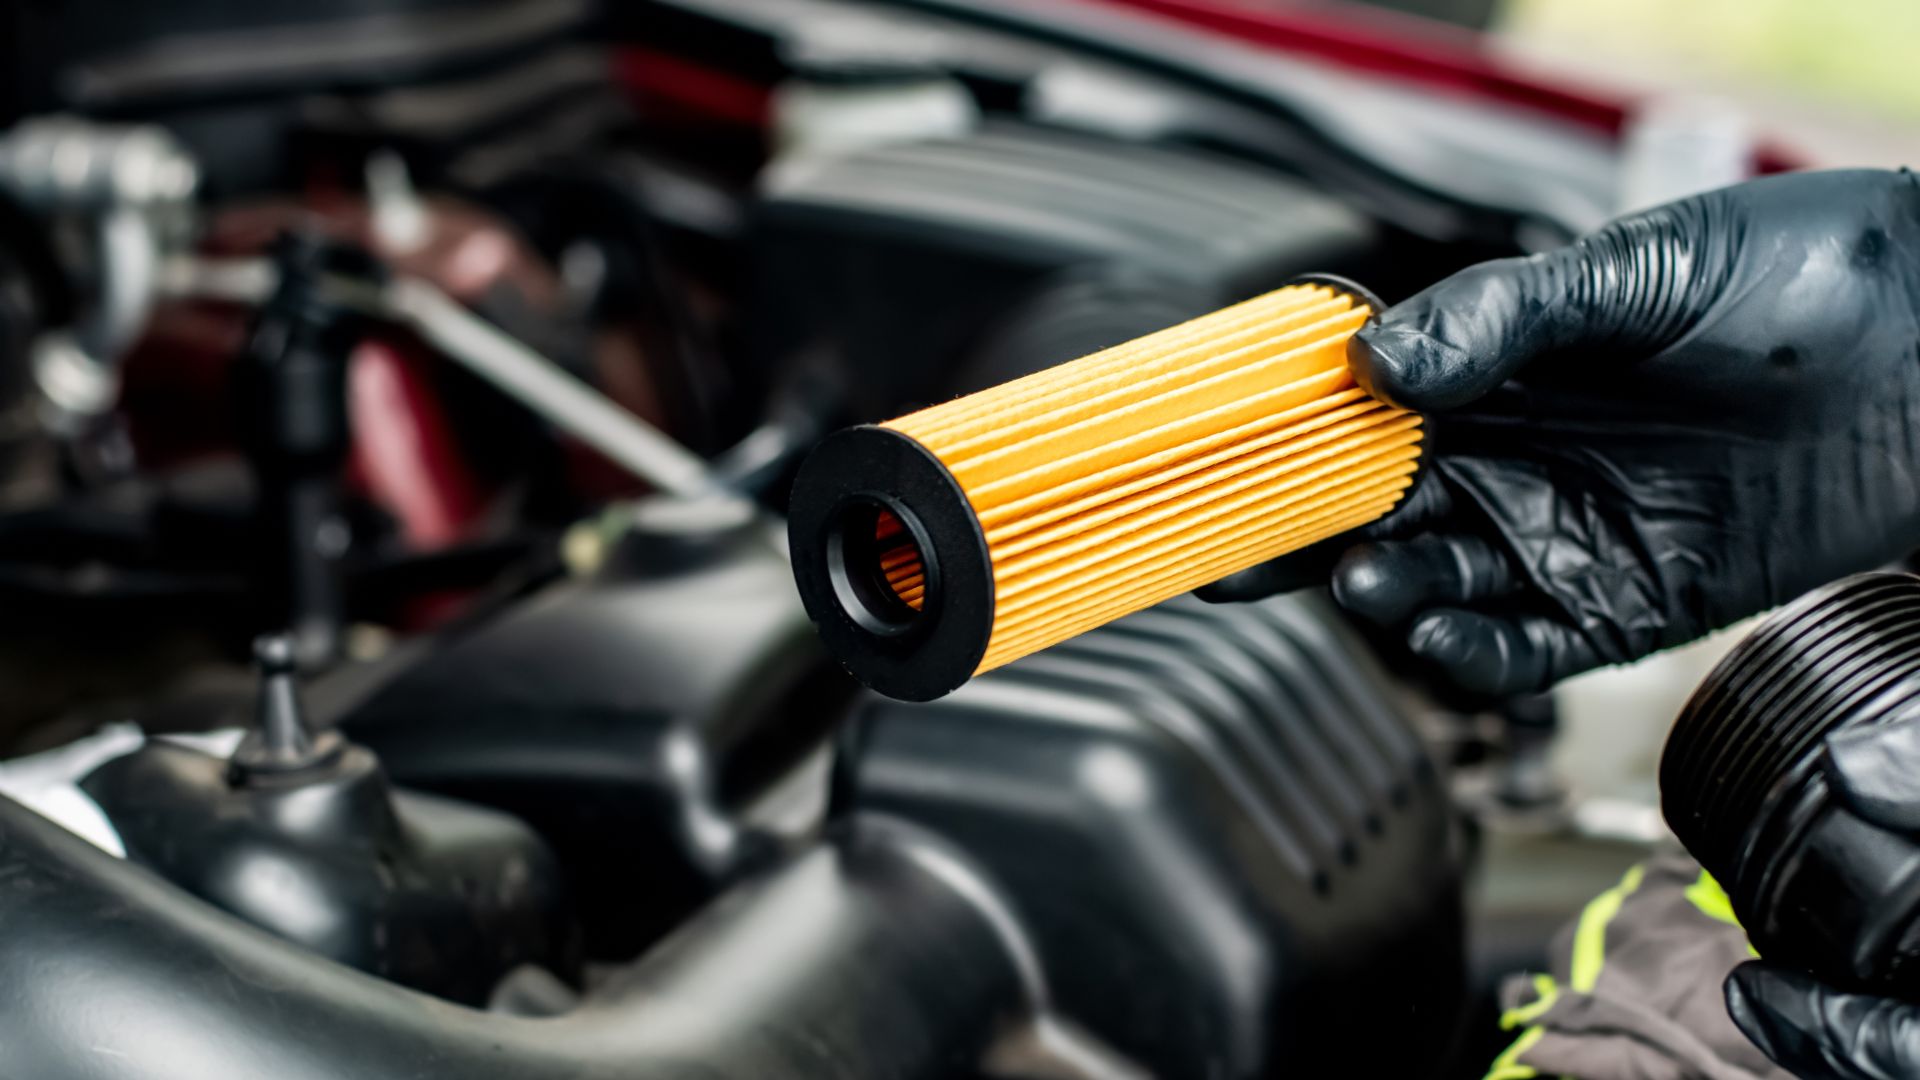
top-left (1202, 169), bottom-right (1920, 697)
top-left (1723, 711), bottom-right (1920, 1079)
top-left (1730, 964), bottom-right (1920, 1079)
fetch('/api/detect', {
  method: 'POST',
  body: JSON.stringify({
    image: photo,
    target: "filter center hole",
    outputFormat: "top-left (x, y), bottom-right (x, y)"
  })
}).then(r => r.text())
top-left (827, 497), bottom-right (933, 634)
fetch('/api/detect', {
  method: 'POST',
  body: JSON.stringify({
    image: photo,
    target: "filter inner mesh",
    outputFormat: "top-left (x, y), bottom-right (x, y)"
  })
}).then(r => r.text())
top-left (883, 282), bottom-right (1423, 675)
top-left (875, 508), bottom-right (927, 612)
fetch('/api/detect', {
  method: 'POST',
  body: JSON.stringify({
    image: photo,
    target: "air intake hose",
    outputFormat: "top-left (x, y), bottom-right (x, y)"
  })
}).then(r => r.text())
top-left (788, 276), bottom-right (1423, 700)
top-left (1662, 571), bottom-right (1920, 993)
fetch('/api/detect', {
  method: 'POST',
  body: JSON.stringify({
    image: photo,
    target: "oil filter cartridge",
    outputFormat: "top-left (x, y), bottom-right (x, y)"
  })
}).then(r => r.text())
top-left (788, 276), bottom-right (1423, 701)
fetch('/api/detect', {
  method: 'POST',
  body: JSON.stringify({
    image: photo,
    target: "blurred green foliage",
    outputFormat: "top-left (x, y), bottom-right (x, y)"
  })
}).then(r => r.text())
top-left (1502, 0), bottom-right (1920, 118)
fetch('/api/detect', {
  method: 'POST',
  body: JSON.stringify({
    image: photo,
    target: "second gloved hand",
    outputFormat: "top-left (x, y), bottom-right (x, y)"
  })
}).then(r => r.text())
top-left (1204, 169), bottom-right (1920, 697)
top-left (1724, 710), bottom-right (1920, 1078)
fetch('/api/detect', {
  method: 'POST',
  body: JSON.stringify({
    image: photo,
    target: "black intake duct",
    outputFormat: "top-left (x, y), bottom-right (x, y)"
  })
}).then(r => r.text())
top-left (0, 800), bottom-right (1040, 1080)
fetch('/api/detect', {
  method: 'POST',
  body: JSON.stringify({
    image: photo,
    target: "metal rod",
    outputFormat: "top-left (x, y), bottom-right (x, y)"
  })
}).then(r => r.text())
top-left (158, 257), bottom-right (719, 498)
top-left (381, 279), bottom-right (716, 498)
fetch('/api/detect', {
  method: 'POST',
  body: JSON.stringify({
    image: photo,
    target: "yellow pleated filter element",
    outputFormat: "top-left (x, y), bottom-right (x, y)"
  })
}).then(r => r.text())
top-left (789, 278), bottom-right (1423, 701)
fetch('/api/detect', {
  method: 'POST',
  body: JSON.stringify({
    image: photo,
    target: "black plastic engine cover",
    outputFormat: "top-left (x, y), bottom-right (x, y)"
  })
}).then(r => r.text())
top-left (835, 592), bottom-right (1467, 1078)
top-left (340, 499), bottom-right (854, 958)
top-left (748, 121), bottom-right (1378, 424)
top-left (83, 739), bottom-right (576, 1006)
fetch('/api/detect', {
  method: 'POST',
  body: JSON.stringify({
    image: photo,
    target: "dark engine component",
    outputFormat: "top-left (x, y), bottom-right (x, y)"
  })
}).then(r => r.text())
top-left (1663, 571), bottom-right (1920, 995)
top-left (0, 191), bottom-right (56, 475)
top-left (838, 592), bottom-right (1467, 1077)
top-left (84, 740), bottom-right (575, 1007)
top-left (331, 504), bottom-right (1468, 1077)
top-left (237, 234), bottom-right (366, 665)
top-left (749, 121), bottom-right (1378, 422)
top-left (83, 637), bottom-right (576, 1006)
top-left (0, 578), bottom-right (1460, 1080)
top-left (0, 802), bottom-right (1041, 1080)
top-left (3, 0), bottom-right (619, 195)
top-left (341, 494), bottom-right (853, 958)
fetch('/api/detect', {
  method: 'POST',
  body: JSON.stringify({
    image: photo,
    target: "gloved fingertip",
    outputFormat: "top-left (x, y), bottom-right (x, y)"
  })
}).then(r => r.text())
top-left (1349, 319), bottom-right (1480, 413)
top-left (1199, 538), bottom-right (1350, 603)
top-left (1349, 322), bottom-right (1433, 411)
top-left (1406, 610), bottom-right (1470, 666)
top-left (1195, 560), bottom-right (1318, 603)
top-left (1330, 544), bottom-right (1415, 625)
top-left (1722, 967), bottom-right (1780, 1057)
top-left (1406, 609), bottom-right (1532, 697)
top-left (1724, 962), bottom-right (1812, 1063)
top-left (1194, 571), bottom-right (1266, 604)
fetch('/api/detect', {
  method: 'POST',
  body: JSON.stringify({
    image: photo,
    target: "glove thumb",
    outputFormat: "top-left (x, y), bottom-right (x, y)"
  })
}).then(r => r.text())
top-left (1352, 194), bottom-right (1721, 412)
top-left (1348, 249), bottom-right (1586, 412)
top-left (1726, 961), bottom-right (1920, 1079)
top-left (1823, 712), bottom-right (1920, 834)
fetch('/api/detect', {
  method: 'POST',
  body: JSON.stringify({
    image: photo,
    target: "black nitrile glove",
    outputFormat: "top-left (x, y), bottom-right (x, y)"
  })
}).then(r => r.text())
top-left (1201, 169), bottom-right (1920, 697)
top-left (1727, 964), bottom-right (1920, 1080)
top-left (1723, 712), bottom-right (1920, 1079)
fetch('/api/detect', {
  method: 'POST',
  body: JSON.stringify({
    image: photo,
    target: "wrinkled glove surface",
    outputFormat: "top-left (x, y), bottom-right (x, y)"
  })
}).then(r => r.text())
top-left (1728, 965), bottom-right (1920, 1080)
top-left (1203, 169), bottom-right (1920, 697)
top-left (1724, 712), bottom-right (1920, 1079)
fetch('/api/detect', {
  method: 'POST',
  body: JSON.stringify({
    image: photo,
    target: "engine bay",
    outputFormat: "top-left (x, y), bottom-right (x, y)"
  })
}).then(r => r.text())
top-left (0, 1), bottom-right (1767, 1077)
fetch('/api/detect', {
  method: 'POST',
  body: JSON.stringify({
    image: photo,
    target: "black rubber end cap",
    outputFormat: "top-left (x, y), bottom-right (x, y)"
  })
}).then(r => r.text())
top-left (1286, 272), bottom-right (1387, 319)
top-left (788, 425), bottom-right (995, 702)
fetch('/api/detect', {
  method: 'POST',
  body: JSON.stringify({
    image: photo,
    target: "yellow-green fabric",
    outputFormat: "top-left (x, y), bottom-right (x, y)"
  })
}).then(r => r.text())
top-left (1683, 869), bottom-right (1759, 957)
top-left (1499, 973), bottom-right (1560, 1031)
top-left (1684, 870), bottom-right (1739, 928)
top-left (1485, 1024), bottom-right (1547, 1080)
top-left (1481, 852), bottom-right (1789, 1080)
top-left (1487, 974), bottom-right (1561, 1080)
top-left (1570, 863), bottom-right (1645, 992)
